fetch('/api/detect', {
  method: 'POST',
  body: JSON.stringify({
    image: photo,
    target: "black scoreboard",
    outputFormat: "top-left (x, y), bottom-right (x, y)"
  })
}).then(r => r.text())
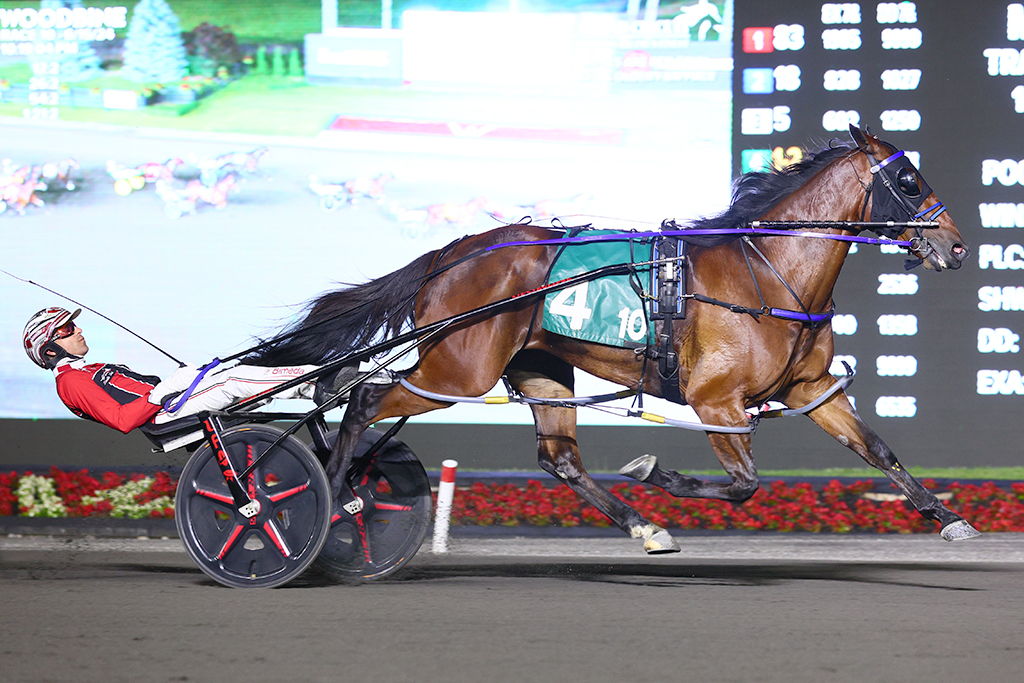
top-left (732, 1), bottom-right (1023, 466)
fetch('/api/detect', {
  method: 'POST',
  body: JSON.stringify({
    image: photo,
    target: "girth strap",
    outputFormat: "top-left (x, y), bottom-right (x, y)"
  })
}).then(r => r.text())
top-left (649, 237), bottom-right (687, 397)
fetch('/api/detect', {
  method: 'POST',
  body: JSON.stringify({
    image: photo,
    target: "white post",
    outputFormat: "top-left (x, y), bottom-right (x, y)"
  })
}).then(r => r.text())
top-left (643, 0), bottom-right (661, 22)
top-left (322, 0), bottom-right (337, 32)
top-left (431, 459), bottom-right (458, 553)
top-left (382, 0), bottom-right (392, 29)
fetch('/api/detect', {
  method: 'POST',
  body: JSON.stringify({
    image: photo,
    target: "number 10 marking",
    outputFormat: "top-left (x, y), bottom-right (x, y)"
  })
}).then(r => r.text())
top-left (617, 307), bottom-right (648, 341)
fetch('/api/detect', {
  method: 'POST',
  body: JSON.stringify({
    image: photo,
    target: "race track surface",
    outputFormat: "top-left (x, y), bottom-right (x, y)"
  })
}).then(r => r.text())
top-left (2, 533), bottom-right (1022, 683)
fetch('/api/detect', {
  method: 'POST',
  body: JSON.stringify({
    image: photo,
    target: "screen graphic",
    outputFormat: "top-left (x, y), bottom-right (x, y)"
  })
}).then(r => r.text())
top-left (0, 0), bottom-right (733, 426)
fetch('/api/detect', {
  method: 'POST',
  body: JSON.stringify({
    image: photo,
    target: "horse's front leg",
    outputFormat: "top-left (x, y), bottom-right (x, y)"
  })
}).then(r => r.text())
top-left (780, 378), bottom-right (980, 541)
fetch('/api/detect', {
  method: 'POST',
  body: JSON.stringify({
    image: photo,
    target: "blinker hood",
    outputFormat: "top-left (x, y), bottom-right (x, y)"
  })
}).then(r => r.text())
top-left (869, 149), bottom-right (934, 227)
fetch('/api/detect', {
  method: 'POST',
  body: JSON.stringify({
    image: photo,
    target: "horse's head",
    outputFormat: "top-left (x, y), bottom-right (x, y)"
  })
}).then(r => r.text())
top-left (849, 124), bottom-right (968, 271)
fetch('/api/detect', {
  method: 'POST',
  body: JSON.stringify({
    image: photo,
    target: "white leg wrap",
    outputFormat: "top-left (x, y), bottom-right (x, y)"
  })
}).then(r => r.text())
top-left (629, 524), bottom-right (681, 554)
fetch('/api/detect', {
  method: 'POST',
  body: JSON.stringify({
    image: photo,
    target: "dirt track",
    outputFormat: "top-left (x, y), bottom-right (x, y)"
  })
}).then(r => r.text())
top-left (2, 534), bottom-right (1022, 682)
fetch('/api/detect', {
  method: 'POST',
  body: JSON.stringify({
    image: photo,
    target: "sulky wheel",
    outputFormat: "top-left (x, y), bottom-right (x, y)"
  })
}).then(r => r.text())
top-left (313, 428), bottom-right (432, 583)
top-left (175, 424), bottom-right (332, 588)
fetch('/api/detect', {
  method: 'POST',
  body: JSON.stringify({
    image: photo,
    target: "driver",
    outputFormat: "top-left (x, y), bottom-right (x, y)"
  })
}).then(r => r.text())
top-left (23, 306), bottom-right (356, 434)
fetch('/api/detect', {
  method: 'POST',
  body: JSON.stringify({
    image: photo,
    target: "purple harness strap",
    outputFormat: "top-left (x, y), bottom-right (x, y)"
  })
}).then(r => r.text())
top-left (163, 358), bottom-right (222, 412)
top-left (483, 227), bottom-right (915, 252)
top-left (488, 226), bottom-right (886, 324)
top-left (769, 308), bottom-right (834, 323)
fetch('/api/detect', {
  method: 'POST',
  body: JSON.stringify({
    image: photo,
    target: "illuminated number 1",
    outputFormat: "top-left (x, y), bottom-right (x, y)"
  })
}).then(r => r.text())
top-left (752, 29), bottom-right (765, 51)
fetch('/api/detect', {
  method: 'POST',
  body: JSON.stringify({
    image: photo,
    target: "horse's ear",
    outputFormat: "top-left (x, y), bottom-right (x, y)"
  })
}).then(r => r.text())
top-left (849, 124), bottom-right (869, 149)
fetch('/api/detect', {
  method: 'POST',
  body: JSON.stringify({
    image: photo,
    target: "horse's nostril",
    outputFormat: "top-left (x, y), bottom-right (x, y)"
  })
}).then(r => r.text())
top-left (952, 244), bottom-right (968, 259)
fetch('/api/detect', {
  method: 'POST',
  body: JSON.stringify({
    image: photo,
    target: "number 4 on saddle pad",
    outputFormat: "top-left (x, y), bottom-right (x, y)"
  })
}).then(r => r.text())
top-left (542, 231), bottom-right (655, 348)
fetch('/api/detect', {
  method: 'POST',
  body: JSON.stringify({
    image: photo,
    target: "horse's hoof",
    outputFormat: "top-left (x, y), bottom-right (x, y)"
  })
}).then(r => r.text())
top-left (619, 454), bottom-right (657, 482)
top-left (643, 529), bottom-right (680, 554)
top-left (941, 520), bottom-right (981, 542)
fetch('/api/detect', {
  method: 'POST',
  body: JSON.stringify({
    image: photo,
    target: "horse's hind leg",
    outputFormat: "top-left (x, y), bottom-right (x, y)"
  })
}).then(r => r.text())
top-left (323, 381), bottom-right (401, 501)
top-left (507, 352), bottom-right (679, 554)
top-left (780, 379), bottom-right (979, 541)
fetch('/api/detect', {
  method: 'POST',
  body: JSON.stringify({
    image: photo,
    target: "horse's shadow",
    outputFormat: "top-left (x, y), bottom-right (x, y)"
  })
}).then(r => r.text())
top-left (294, 559), bottom-right (996, 592)
top-left (101, 558), bottom-right (1001, 592)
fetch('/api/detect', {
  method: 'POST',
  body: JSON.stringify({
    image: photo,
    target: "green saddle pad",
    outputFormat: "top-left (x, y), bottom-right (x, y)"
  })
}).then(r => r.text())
top-left (542, 232), bottom-right (654, 348)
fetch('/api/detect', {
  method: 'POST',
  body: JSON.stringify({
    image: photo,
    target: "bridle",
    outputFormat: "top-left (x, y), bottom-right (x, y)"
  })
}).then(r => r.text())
top-left (858, 145), bottom-right (947, 267)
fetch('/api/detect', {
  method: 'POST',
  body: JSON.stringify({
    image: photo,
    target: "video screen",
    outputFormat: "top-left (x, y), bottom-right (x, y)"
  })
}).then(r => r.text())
top-left (0, 0), bottom-right (733, 425)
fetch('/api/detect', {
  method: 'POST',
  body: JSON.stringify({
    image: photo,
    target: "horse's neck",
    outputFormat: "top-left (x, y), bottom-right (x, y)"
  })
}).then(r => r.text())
top-left (751, 176), bottom-right (864, 312)
top-left (750, 229), bottom-right (851, 313)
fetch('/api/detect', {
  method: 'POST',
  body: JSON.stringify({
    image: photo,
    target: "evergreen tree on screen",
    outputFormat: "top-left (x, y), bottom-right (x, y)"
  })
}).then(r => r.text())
top-left (37, 0), bottom-right (101, 82)
top-left (287, 47), bottom-right (303, 77)
top-left (121, 0), bottom-right (187, 83)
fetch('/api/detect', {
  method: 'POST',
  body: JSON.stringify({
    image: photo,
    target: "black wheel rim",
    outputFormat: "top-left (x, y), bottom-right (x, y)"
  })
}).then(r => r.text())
top-left (313, 429), bottom-right (431, 581)
top-left (175, 425), bottom-right (331, 588)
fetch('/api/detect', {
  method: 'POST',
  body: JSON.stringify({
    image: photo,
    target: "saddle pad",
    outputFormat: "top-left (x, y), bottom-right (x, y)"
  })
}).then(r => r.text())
top-left (542, 232), bottom-right (654, 348)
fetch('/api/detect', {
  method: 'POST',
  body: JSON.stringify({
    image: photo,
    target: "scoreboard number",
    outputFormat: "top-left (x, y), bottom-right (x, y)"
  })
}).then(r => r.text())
top-left (822, 109), bottom-right (861, 131)
top-left (773, 64), bottom-right (801, 91)
top-left (877, 273), bottom-right (920, 295)
top-left (771, 145), bottom-right (804, 169)
top-left (772, 24), bottom-right (805, 50)
top-left (880, 27), bottom-right (923, 49)
top-left (880, 68), bottom-right (922, 90)
top-left (821, 27), bottom-right (862, 50)
top-left (875, 396), bottom-right (917, 418)
top-left (880, 109), bottom-right (922, 131)
top-left (823, 68), bottom-right (861, 91)
top-left (876, 2), bottom-right (919, 24)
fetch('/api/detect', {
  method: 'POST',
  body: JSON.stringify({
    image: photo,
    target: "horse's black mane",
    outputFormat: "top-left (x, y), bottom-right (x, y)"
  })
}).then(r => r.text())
top-left (674, 143), bottom-right (857, 246)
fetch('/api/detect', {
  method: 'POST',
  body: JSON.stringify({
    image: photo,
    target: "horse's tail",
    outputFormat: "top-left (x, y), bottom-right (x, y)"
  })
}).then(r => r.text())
top-left (244, 250), bottom-right (438, 367)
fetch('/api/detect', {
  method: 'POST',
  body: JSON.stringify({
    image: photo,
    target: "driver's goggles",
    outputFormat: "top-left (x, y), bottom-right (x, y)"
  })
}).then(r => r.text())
top-left (52, 320), bottom-right (77, 340)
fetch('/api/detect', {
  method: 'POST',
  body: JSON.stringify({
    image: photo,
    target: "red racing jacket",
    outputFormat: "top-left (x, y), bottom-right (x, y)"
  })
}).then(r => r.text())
top-left (54, 360), bottom-right (163, 433)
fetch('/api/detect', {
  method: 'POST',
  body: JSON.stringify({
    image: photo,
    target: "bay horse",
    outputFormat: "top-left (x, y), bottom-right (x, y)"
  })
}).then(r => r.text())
top-left (251, 125), bottom-right (977, 552)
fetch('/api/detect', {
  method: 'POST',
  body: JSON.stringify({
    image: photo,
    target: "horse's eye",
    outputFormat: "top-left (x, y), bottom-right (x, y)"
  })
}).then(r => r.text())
top-left (896, 167), bottom-right (921, 197)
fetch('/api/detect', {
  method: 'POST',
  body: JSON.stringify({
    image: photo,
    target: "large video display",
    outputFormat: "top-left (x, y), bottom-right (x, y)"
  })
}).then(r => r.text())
top-left (0, 0), bottom-right (733, 425)
top-left (1, 1), bottom-right (1020, 466)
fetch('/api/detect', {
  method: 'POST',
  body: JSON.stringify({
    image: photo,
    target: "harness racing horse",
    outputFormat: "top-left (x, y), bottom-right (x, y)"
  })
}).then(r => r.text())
top-left (251, 125), bottom-right (977, 553)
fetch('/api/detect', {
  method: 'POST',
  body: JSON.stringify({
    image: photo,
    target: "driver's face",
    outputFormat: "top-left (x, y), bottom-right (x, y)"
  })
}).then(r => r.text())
top-left (52, 325), bottom-right (89, 357)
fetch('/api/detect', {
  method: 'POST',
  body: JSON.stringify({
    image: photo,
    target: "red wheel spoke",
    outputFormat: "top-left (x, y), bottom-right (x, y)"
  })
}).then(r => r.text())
top-left (196, 488), bottom-right (233, 505)
top-left (217, 524), bottom-right (245, 559)
top-left (353, 512), bottom-right (372, 562)
top-left (375, 502), bottom-right (413, 511)
top-left (262, 519), bottom-right (292, 557)
top-left (267, 482), bottom-right (310, 502)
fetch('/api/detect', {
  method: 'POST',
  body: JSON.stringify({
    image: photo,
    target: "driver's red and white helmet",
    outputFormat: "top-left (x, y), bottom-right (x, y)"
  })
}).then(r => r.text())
top-left (23, 306), bottom-right (80, 369)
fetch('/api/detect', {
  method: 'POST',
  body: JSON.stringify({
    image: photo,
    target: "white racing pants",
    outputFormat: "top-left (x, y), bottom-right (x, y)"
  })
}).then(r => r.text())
top-left (152, 364), bottom-right (318, 424)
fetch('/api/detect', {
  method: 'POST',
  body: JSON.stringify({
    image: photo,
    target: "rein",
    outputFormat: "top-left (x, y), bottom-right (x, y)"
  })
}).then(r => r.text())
top-left (482, 224), bottom-right (930, 252)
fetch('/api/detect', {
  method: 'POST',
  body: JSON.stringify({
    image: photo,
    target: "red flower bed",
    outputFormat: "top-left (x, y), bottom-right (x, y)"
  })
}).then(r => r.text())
top-left (448, 478), bottom-right (1024, 533)
top-left (2, 469), bottom-right (1023, 533)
